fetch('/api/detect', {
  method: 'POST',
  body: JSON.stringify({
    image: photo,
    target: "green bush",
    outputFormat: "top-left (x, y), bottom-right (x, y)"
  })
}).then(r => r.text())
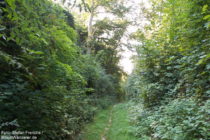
top-left (0, 0), bottom-right (119, 139)
top-left (130, 99), bottom-right (209, 140)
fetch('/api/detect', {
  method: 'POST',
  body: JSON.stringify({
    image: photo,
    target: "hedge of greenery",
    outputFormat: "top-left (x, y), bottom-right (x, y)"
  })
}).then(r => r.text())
top-left (125, 0), bottom-right (210, 139)
top-left (0, 0), bottom-right (121, 139)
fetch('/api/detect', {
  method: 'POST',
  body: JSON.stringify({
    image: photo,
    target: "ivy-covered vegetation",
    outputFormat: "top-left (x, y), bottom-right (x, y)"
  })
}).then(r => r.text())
top-left (126, 0), bottom-right (210, 139)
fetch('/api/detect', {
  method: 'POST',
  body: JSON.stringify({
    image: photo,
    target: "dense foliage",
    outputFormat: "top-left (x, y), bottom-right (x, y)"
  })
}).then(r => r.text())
top-left (129, 99), bottom-right (209, 140)
top-left (1, 0), bottom-right (209, 139)
top-left (0, 0), bottom-right (124, 139)
top-left (126, 0), bottom-right (210, 139)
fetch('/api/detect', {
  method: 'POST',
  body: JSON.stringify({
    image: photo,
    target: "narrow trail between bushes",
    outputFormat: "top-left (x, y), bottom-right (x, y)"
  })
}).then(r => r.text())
top-left (101, 109), bottom-right (113, 140)
top-left (81, 103), bottom-right (138, 140)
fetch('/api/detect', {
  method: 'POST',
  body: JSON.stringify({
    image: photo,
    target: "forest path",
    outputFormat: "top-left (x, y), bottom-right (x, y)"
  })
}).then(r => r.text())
top-left (101, 108), bottom-right (113, 140)
top-left (81, 103), bottom-right (138, 140)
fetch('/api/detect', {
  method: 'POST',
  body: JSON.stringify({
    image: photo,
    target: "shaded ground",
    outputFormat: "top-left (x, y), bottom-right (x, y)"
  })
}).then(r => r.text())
top-left (81, 103), bottom-right (138, 140)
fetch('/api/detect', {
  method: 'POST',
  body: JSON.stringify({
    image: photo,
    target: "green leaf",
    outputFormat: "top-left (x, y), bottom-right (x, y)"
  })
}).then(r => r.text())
top-left (206, 64), bottom-right (210, 70)
top-left (204, 22), bottom-right (210, 29)
top-left (0, 26), bottom-right (6, 31)
top-left (4, 92), bottom-right (13, 95)
top-left (203, 15), bottom-right (210, 20)
top-left (202, 5), bottom-right (208, 14)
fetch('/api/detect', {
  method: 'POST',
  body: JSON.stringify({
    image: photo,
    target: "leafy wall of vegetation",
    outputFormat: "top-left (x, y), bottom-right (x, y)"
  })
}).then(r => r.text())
top-left (0, 0), bottom-right (123, 139)
top-left (126, 0), bottom-right (210, 139)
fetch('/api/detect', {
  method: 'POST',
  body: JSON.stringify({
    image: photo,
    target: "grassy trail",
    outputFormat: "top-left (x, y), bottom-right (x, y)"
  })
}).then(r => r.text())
top-left (81, 103), bottom-right (138, 140)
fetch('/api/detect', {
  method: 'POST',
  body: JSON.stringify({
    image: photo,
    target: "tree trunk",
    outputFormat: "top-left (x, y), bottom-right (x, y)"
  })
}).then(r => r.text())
top-left (87, 0), bottom-right (95, 54)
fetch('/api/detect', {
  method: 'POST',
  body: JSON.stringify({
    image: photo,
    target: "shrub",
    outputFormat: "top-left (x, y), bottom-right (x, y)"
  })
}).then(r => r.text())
top-left (130, 99), bottom-right (210, 140)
